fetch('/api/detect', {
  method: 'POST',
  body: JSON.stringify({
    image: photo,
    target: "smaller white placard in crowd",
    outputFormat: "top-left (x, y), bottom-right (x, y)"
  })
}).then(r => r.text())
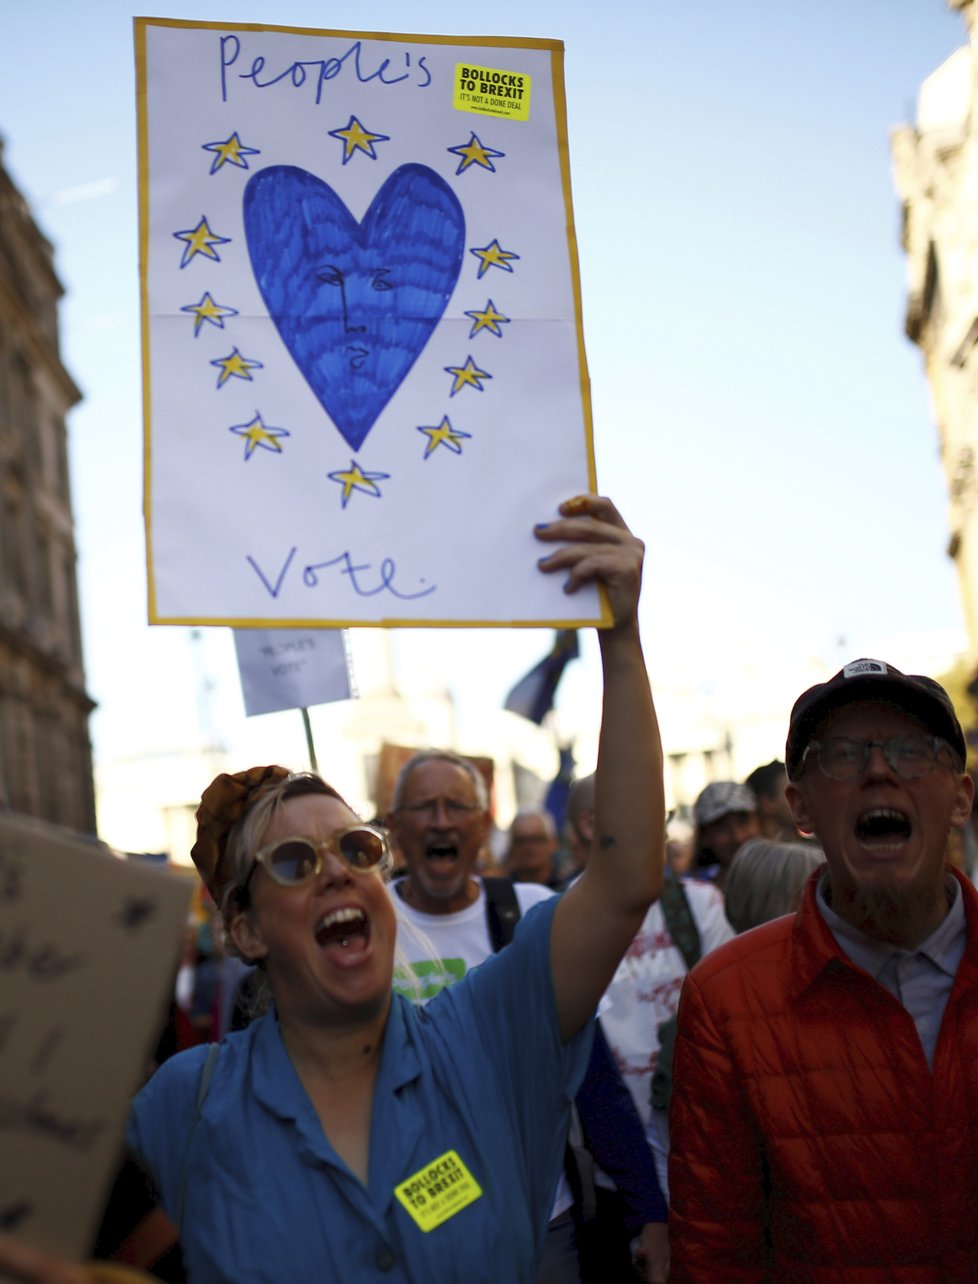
top-left (233, 627), bottom-right (355, 716)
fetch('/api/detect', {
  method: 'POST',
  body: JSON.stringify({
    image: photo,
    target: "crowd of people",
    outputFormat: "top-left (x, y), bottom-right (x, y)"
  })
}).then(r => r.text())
top-left (3, 496), bottom-right (978, 1282)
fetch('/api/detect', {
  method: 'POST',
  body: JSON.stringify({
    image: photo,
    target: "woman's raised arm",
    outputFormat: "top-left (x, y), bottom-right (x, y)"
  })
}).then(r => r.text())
top-left (535, 495), bottom-right (664, 1039)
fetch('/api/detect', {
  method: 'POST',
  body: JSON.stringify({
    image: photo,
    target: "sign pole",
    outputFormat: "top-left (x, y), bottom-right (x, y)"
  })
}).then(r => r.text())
top-left (301, 707), bottom-right (319, 774)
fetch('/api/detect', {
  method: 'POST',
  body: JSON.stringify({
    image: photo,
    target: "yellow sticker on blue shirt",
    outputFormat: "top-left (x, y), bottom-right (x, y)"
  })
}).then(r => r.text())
top-left (395, 1150), bottom-right (483, 1231)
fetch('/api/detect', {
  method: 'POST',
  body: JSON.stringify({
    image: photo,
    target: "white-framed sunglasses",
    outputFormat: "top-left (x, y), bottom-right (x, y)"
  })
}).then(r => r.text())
top-left (247, 825), bottom-right (391, 888)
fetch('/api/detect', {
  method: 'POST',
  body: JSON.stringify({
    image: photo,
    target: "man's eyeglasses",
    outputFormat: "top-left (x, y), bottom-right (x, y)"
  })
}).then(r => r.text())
top-left (801, 735), bottom-right (952, 782)
top-left (395, 798), bottom-right (481, 821)
top-left (247, 825), bottom-right (391, 888)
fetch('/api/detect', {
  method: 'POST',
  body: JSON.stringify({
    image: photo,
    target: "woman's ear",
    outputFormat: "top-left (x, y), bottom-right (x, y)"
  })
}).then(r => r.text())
top-left (228, 909), bottom-right (268, 963)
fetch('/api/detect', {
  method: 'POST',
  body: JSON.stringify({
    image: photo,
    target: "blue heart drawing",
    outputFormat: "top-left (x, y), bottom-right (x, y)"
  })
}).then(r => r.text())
top-left (244, 163), bottom-right (466, 452)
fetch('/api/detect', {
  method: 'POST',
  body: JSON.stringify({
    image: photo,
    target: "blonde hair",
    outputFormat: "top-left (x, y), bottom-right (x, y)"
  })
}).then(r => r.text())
top-left (220, 773), bottom-right (395, 970)
top-left (723, 838), bottom-right (824, 934)
top-left (220, 773), bottom-right (346, 919)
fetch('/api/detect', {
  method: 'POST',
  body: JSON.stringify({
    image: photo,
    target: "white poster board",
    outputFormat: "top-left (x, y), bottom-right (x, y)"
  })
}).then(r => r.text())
top-left (0, 812), bottom-right (190, 1264)
top-left (136, 19), bottom-right (605, 628)
top-left (234, 626), bottom-right (354, 715)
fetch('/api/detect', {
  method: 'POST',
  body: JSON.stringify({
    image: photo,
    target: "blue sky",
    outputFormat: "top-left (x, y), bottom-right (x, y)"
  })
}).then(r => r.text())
top-left (0, 1), bottom-right (969, 780)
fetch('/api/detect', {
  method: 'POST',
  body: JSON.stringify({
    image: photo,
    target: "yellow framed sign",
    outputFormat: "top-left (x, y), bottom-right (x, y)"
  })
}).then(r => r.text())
top-left (136, 18), bottom-right (601, 627)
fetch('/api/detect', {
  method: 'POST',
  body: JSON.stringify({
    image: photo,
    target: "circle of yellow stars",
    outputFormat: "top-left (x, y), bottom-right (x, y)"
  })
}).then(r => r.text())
top-left (171, 122), bottom-right (527, 482)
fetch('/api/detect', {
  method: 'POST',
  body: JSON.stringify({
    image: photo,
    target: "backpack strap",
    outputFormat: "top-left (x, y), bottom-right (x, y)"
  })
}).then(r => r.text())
top-left (175, 1042), bottom-right (220, 1229)
top-left (481, 876), bottom-right (522, 953)
top-left (659, 876), bottom-right (701, 973)
top-left (649, 882), bottom-right (701, 1115)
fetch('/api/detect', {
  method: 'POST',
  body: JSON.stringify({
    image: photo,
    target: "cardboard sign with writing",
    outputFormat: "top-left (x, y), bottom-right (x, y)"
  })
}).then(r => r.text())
top-left (0, 812), bottom-right (190, 1264)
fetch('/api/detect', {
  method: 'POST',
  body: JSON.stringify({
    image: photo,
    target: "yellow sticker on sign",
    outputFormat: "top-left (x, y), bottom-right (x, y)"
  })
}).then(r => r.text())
top-left (453, 62), bottom-right (531, 121)
top-left (395, 1149), bottom-right (483, 1232)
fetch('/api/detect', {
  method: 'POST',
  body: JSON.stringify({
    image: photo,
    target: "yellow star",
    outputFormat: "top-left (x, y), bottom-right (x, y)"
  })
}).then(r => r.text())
top-left (211, 347), bottom-right (263, 388)
top-left (173, 216), bottom-right (231, 269)
top-left (464, 299), bottom-right (510, 339)
top-left (469, 238), bottom-right (520, 279)
top-left (417, 416), bottom-right (472, 459)
top-left (328, 460), bottom-right (390, 507)
top-left (444, 356), bottom-right (492, 396)
top-left (447, 132), bottom-right (505, 175)
top-left (181, 292), bottom-right (238, 337)
top-left (328, 116), bottom-right (390, 164)
top-left (202, 132), bottom-right (260, 174)
top-left (229, 412), bottom-right (289, 460)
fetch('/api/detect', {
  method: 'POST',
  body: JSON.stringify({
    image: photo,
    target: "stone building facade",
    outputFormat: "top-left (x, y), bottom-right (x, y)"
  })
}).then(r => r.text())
top-left (0, 140), bottom-right (96, 831)
top-left (892, 0), bottom-right (978, 661)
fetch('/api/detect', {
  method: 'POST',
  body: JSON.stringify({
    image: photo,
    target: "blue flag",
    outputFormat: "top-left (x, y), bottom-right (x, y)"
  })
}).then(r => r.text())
top-left (544, 743), bottom-right (577, 836)
top-left (503, 630), bottom-right (579, 725)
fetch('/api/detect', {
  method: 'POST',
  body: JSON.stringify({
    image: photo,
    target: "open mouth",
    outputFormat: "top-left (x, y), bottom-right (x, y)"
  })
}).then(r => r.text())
top-left (315, 906), bottom-right (369, 957)
top-left (855, 808), bottom-right (912, 850)
top-left (425, 843), bottom-right (460, 868)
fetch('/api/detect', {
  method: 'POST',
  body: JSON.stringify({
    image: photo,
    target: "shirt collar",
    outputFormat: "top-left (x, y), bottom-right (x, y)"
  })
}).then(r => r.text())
top-left (250, 994), bottom-right (423, 1117)
top-left (816, 871), bottom-right (964, 980)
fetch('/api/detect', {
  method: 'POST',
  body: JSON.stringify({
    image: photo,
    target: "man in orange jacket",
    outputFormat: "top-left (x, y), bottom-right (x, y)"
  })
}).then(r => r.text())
top-left (669, 659), bottom-right (977, 1283)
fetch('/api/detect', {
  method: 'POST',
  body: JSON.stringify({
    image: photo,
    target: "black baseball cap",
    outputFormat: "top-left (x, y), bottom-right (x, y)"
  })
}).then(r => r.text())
top-left (785, 658), bottom-right (965, 781)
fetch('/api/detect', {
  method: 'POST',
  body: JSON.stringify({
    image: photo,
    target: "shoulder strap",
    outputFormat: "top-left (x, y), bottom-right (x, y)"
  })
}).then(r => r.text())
top-left (175, 1042), bottom-right (220, 1228)
top-left (481, 877), bottom-right (522, 953)
top-left (563, 1102), bottom-right (597, 1226)
top-left (659, 876), bottom-right (701, 973)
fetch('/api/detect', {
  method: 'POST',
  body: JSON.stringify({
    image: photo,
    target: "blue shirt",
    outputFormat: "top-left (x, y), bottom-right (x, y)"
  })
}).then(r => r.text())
top-left (128, 896), bottom-right (591, 1283)
top-left (816, 872), bottom-right (966, 1069)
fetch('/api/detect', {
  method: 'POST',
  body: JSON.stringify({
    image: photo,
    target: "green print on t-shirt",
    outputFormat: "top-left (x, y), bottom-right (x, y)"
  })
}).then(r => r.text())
top-left (392, 957), bottom-right (468, 1000)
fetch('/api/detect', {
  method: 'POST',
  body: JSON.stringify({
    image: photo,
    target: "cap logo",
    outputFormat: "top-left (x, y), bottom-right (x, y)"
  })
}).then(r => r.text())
top-left (842, 659), bottom-right (887, 678)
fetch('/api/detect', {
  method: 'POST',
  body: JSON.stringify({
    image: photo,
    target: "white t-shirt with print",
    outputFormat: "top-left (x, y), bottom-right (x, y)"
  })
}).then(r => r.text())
top-left (392, 878), bottom-right (554, 999)
top-left (600, 877), bottom-right (734, 1196)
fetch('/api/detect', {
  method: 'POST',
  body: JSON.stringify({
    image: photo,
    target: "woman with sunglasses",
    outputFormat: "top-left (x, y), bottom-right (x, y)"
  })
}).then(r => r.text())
top-left (121, 495), bottom-right (663, 1284)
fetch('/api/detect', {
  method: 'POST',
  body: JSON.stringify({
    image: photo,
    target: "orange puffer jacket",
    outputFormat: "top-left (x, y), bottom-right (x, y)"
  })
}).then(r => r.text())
top-left (669, 865), bottom-right (978, 1283)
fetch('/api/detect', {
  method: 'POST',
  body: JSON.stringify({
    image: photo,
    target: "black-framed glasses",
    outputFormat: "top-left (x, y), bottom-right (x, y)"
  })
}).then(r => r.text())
top-left (802, 735), bottom-right (951, 782)
top-left (248, 825), bottom-right (391, 888)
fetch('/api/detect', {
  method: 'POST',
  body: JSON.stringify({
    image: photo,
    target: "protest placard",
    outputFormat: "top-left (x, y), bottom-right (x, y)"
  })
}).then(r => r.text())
top-left (234, 626), bottom-right (354, 715)
top-left (0, 813), bottom-right (190, 1263)
top-left (137, 18), bottom-right (604, 628)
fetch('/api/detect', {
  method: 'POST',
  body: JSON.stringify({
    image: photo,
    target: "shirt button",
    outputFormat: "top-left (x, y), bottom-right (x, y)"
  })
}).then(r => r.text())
top-left (375, 1247), bottom-right (397, 1271)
